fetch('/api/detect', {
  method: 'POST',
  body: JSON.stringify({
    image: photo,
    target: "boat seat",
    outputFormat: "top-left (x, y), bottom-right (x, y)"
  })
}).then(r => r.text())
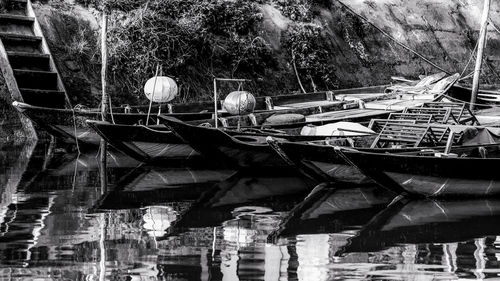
top-left (368, 119), bottom-right (417, 132)
top-left (370, 123), bottom-right (440, 148)
top-left (421, 102), bottom-right (480, 125)
top-left (403, 107), bottom-right (452, 124)
top-left (387, 113), bottom-right (433, 123)
top-left (368, 113), bottom-right (433, 132)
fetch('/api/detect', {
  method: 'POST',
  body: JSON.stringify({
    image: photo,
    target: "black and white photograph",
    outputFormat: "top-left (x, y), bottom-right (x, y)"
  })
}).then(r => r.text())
top-left (0, 0), bottom-right (499, 279)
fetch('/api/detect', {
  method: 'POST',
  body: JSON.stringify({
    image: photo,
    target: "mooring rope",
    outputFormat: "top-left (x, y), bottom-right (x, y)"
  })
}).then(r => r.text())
top-left (335, 0), bottom-right (451, 75)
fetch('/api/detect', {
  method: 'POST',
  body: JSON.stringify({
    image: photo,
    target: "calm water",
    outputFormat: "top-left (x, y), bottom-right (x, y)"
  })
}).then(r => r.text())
top-left (1, 141), bottom-right (500, 280)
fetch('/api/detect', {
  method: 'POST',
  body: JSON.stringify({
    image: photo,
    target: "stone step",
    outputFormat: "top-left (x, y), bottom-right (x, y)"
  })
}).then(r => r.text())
top-left (19, 88), bottom-right (66, 108)
top-left (13, 69), bottom-right (58, 91)
top-left (0, 32), bottom-right (42, 53)
top-left (0, 0), bottom-right (28, 16)
top-left (8, 51), bottom-right (50, 71)
top-left (0, 14), bottom-right (34, 35)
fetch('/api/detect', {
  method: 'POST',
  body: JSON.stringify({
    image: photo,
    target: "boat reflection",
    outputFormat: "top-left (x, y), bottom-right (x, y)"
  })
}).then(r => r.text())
top-left (341, 198), bottom-right (500, 254)
top-left (166, 169), bottom-right (315, 235)
top-left (94, 165), bottom-right (235, 210)
top-left (2, 140), bottom-right (500, 280)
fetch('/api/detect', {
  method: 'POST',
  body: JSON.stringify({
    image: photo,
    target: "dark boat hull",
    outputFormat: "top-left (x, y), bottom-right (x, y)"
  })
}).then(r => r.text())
top-left (13, 102), bottom-right (216, 147)
top-left (160, 116), bottom-right (342, 168)
top-left (339, 145), bottom-right (500, 197)
top-left (87, 121), bottom-right (204, 164)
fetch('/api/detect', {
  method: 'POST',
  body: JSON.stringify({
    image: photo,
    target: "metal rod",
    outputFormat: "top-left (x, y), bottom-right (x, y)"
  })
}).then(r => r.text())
top-left (213, 78), bottom-right (251, 128)
top-left (214, 79), bottom-right (218, 128)
top-left (470, 0), bottom-right (491, 111)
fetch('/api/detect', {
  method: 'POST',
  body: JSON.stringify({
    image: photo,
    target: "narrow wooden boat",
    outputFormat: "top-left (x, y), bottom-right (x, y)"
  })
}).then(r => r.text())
top-left (14, 85), bottom-right (387, 146)
top-left (86, 120), bottom-right (204, 164)
top-left (339, 198), bottom-right (500, 254)
top-left (337, 140), bottom-right (500, 197)
top-left (12, 101), bottom-right (216, 147)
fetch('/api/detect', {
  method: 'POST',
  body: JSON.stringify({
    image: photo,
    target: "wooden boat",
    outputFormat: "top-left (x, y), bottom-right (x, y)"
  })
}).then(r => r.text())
top-left (267, 103), bottom-right (483, 184)
top-left (12, 101), bottom-right (216, 147)
top-left (157, 96), bottom-right (470, 168)
top-left (14, 85), bottom-right (386, 146)
top-left (89, 88), bottom-right (396, 164)
top-left (268, 133), bottom-right (490, 186)
top-left (336, 140), bottom-right (500, 197)
top-left (338, 198), bottom-right (500, 254)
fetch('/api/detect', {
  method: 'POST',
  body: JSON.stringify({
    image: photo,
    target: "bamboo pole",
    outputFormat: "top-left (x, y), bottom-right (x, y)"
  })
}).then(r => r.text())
top-left (470, 0), bottom-right (491, 111)
top-left (99, 11), bottom-right (109, 188)
top-left (101, 12), bottom-right (109, 121)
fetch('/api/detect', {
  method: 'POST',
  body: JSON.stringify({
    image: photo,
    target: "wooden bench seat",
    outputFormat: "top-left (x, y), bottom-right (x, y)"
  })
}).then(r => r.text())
top-left (403, 107), bottom-right (452, 124)
top-left (370, 123), bottom-right (438, 148)
top-left (421, 102), bottom-right (480, 125)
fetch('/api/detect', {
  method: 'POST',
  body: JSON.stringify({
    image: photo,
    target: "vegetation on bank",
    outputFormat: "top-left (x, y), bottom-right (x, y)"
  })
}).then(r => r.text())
top-left (70, 0), bottom-right (338, 105)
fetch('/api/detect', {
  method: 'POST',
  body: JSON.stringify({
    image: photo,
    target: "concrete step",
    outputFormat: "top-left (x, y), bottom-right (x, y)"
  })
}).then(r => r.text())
top-left (13, 69), bottom-right (58, 90)
top-left (0, 14), bottom-right (34, 35)
top-left (0, 33), bottom-right (42, 53)
top-left (0, 0), bottom-right (28, 16)
top-left (8, 51), bottom-right (50, 71)
top-left (19, 88), bottom-right (66, 108)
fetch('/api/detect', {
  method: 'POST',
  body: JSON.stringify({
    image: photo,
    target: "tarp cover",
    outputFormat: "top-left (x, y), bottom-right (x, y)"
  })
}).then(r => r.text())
top-left (457, 126), bottom-right (500, 145)
top-left (300, 122), bottom-right (375, 136)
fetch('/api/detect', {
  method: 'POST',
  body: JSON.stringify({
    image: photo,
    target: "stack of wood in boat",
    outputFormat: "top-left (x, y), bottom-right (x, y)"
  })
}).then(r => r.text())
top-left (267, 101), bottom-right (490, 187)
top-left (13, 85), bottom-right (385, 146)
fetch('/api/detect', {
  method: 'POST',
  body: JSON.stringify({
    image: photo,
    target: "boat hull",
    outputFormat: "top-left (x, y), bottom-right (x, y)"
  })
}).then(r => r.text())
top-left (87, 121), bottom-right (202, 164)
top-left (340, 146), bottom-right (500, 197)
top-left (13, 102), bottom-right (215, 146)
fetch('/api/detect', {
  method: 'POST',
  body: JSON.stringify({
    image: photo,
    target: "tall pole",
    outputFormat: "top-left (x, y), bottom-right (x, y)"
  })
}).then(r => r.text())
top-left (101, 12), bottom-right (109, 121)
top-left (470, 0), bottom-right (491, 111)
top-left (99, 10), bottom-right (109, 189)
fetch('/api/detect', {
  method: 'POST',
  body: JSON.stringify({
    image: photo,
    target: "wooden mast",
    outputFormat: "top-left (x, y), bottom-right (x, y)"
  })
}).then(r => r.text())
top-left (469, 0), bottom-right (491, 111)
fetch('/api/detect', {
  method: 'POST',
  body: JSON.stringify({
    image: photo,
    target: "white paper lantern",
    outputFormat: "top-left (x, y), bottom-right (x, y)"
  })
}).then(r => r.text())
top-left (144, 76), bottom-right (178, 103)
top-left (223, 91), bottom-right (256, 115)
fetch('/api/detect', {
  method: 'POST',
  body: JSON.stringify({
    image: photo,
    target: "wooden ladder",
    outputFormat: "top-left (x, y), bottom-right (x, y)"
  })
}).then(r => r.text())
top-left (0, 0), bottom-right (70, 136)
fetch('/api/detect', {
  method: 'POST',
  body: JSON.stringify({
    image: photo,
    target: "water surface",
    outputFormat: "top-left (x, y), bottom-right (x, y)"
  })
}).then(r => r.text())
top-left (0, 141), bottom-right (499, 280)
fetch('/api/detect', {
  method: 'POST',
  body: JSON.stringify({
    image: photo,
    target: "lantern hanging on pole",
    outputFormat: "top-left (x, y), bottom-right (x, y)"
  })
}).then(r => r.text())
top-left (223, 91), bottom-right (256, 116)
top-left (144, 76), bottom-right (178, 103)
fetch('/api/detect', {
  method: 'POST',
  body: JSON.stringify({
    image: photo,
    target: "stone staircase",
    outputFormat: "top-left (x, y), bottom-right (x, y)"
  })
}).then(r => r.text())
top-left (0, 0), bottom-right (69, 109)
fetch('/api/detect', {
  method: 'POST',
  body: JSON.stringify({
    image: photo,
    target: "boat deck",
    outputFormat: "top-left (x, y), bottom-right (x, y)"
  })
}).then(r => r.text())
top-left (364, 99), bottom-right (431, 110)
top-left (306, 108), bottom-right (391, 122)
